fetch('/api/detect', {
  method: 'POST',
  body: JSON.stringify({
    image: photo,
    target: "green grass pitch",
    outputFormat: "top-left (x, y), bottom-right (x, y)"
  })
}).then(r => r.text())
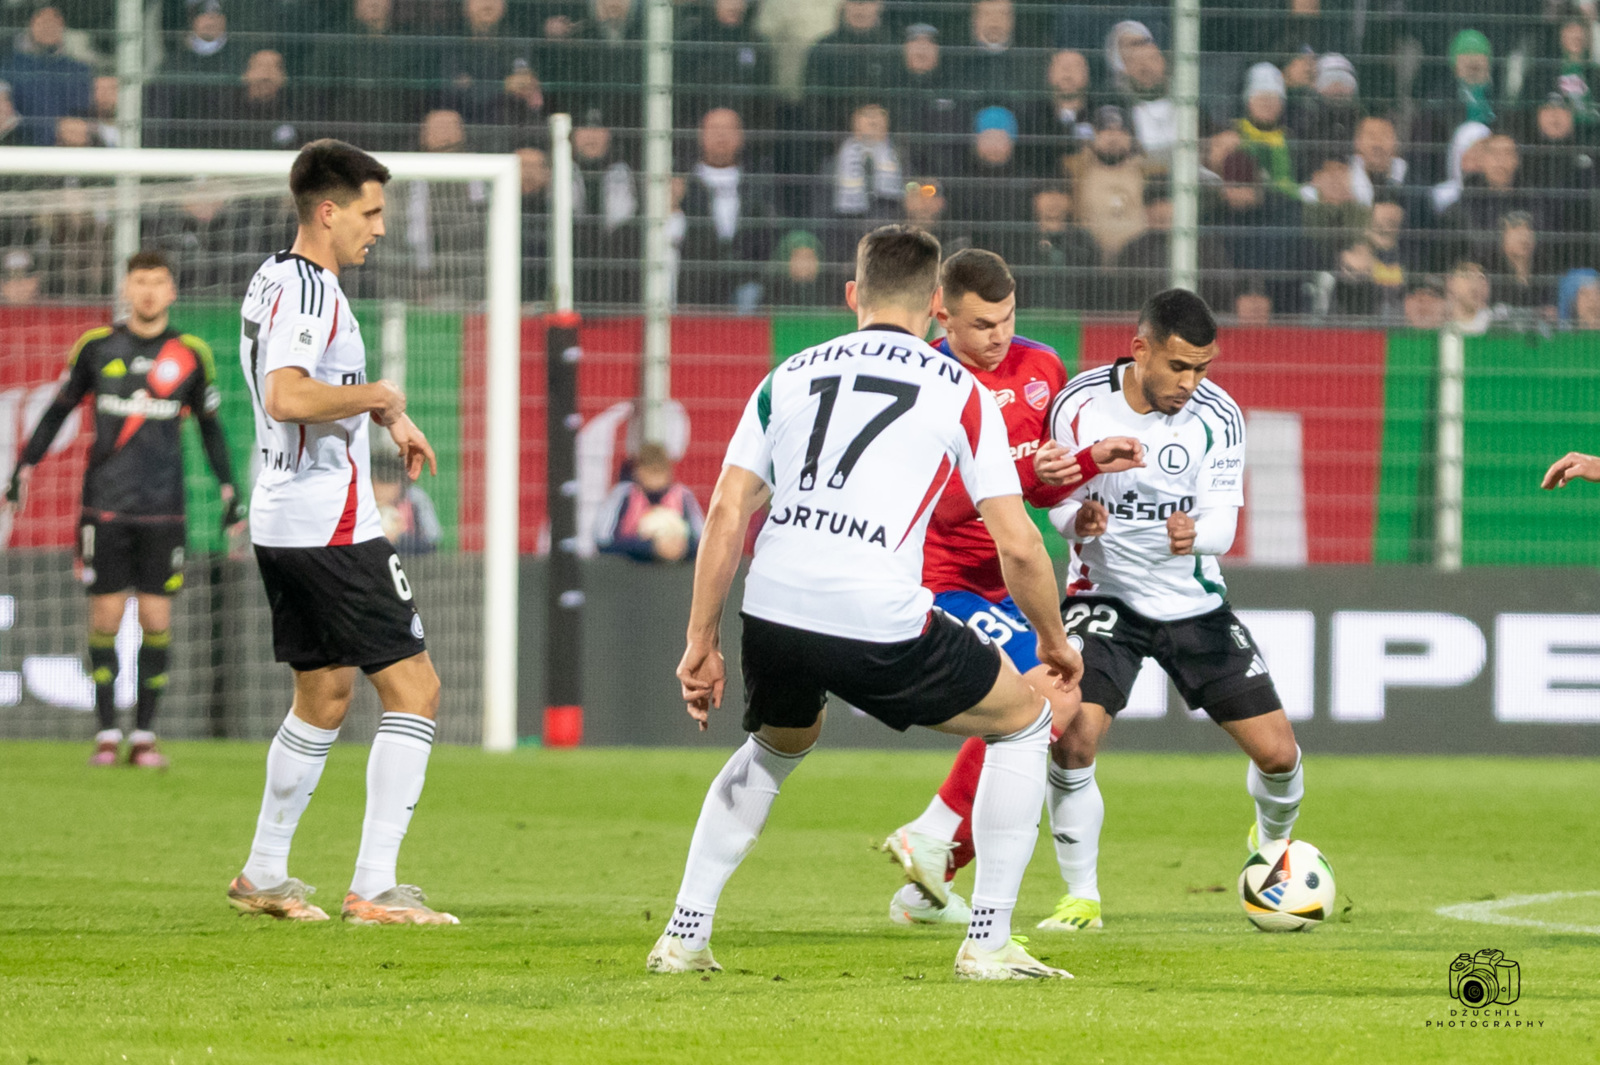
top-left (2, 742), bottom-right (1597, 1064)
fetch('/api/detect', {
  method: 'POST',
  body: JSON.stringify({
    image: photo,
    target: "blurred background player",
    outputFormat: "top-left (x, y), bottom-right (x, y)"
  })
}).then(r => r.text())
top-left (3, 250), bottom-right (242, 769)
top-left (594, 441), bottom-right (705, 562)
top-left (1032, 289), bottom-right (1305, 932)
top-left (228, 140), bottom-right (452, 927)
top-left (651, 226), bottom-right (1082, 981)
top-left (879, 248), bottom-right (1143, 926)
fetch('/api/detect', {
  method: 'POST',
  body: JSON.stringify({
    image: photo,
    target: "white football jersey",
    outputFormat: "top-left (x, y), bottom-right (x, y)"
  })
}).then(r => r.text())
top-left (240, 251), bottom-right (383, 548)
top-left (1051, 359), bottom-right (1245, 621)
top-left (726, 326), bottom-right (1020, 642)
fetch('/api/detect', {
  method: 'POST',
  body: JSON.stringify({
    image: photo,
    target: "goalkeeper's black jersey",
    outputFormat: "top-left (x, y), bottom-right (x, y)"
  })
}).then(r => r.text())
top-left (18, 324), bottom-right (233, 520)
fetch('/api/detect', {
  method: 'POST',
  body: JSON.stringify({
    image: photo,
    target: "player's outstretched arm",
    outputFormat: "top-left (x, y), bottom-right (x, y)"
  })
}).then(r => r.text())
top-left (677, 463), bottom-right (770, 728)
top-left (264, 368), bottom-right (406, 426)
top-left (978, 492), bottom-right (1084, 692)
top-left (1541, 452), bottom-right (1600, 489)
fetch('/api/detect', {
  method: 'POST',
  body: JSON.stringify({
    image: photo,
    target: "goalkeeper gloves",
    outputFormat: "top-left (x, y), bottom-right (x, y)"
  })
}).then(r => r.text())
top-left (220, 486), bottom-right (247, 532)
top-left (4, 466), bottom-right (29, 512)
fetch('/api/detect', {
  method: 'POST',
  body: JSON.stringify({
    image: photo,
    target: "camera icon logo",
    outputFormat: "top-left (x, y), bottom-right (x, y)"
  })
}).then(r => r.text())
top-left (1449, 948), bottom-right (1521, 1006)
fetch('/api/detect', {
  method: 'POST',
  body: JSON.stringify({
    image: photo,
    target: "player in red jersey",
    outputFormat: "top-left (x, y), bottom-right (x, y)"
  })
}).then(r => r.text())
top-left (879, 249), bottom-right (1143, 926)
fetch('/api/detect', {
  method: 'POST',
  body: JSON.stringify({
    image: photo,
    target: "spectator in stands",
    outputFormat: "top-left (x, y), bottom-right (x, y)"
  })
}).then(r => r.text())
top-left (0, 81), bottom-right (20, 147)
top-left (90, 74), bottom-right (117, 146)
top-left (1292, 53), bottom-right (1361, 166)
top-left (767, 229), bottom-right (829, 308)
top-left (0, 248), bottom-right (39, 305)
top-left (830, 103), bottom-right (906, 227)
top-left (1302, 153), bottom-right (1368, 256)
top-left (889, 23), bottom-right (962, 176)
top-left (53, 113), bottom-right (96, 146)
top-left (1236, 62), bottom-right (1298, 197)
top-left (395, 109), bottom-right (492, 304)
top-left (949, 106), bottom-right (1030, 238)
top-left (595, 443), bottom-right (704, 563)
top-left (308, 0), bottom-right (417, 151)
top-left (957, 0), bottom-right (1032, 100)
top-left (901, 176), bottom-right (957, 251)
top-left (1404, 277), bottom-right (1447, 329)
top-left (676, 0), bottom-right (770, 129)
top-left (1234, 286), bottom-right (1273, 324)
top-left (801, 0), bottom-right (895, 139)
top-left (1548, 17), bottom-right (1599, 126)
top-left (1106, 20), bottom-right (1176, 164)
top-left (4, 3), bottom-right (92, 145)
top-left (568, 106), bottom-right (640, 305)
top-left (1064, 104), bottom-right (1147, 265)
top-left (439, 0), bottom-right (546, 139)
top-left (149, 0), bottom-right (244, 148)
top-left (1560, 268), bottom-right (1600, 328)
top-left (1208, 149), bottom-right (1308, 314)
top-left (372, 449), bottom-right (442, 555)
top-left (1110, 185), bottom-right (1230, 313)
top-left (1487, 211), bottom-right (1558, 321)
top-left (1019, 49), bottom-right (1093, 175)
top-left (518, 145), bottom-right (551, 301)
top-left (147, 178), bottom-right (244, 294)
top-left (1000, 184), bottom-right (1098, 311)
top-left (1519, 95), bottom-right (1597, 267)
top-left (1430, 120), bottom-right (1492, 222)
top-left (1349, 116), bottom-right (1412, 207)
top-left (1414, 29), bottom-right (1500, 185)
top-left (1333, 198), bottom-right (1409, 320)
top-left (1444, 259), bottom-right (1493, 334)
top-left (211, 50), bottom-right (299, 151)
top-left (1439, 133), bottom-right (1542, 268)
top-left (680, 107), bottom-right (770, 309)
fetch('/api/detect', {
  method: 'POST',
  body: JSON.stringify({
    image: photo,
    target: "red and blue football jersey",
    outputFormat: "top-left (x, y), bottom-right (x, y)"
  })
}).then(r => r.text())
top-left (923, 335), bottom-right (1070, 600)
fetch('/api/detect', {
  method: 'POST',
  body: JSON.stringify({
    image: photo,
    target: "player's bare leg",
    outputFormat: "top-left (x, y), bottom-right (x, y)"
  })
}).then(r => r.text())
top-left (232, 664), bottom-right (355, 920)
top-left (85, 593), bottom-right (130, 765)
top-left (1037, 699), bottom-right (1113, 931)
top-left (934, 659), bottom-right (1070, 979)
top-left (886, 661), bottom-right (1078, 917)
top-left (341, 652), bottom-right (457, 926)
top-left (1220, 709), bottom-right (1303, 849)
top-left (649, 713), bottom-right (824, 973)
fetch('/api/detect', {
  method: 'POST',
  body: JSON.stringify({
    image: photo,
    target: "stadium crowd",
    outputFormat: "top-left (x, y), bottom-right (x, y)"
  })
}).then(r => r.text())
top-left (2, 0), bottom-right (1599, 326)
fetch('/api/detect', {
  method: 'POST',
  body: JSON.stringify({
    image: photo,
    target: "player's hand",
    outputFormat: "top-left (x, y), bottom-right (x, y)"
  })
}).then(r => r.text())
top-left (389, 416), bottom-right (438, 480)
top-left (1075, 499), bottom-right (1109, 538)
top-left (370, 379), bottom-right (407, 427)
top-left (1090, 436), bottom-right (1146, 474)
top-left (219, 483), bottom-right (247, 534)
top-left (1035, 632), bottom-right (1084, 694)
top-left (4, 465), bottom-right (31, 514)
top-left (1167, 510), bottom-right (1197, 555)
top-left (1033, 440), bottom-right (1080, 486)
top-left (677, 636), bottom-right (725, 730)
top-left (1541, 452), bottom-right (1600, 489)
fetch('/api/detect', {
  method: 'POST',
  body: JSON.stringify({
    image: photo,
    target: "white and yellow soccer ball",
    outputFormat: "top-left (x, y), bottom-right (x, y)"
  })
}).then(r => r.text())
top-left (1238, 838), bottom-right (1337, 932)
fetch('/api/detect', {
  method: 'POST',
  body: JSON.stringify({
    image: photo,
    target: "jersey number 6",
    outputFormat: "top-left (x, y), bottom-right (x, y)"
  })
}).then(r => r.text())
top-left (799, 375), bottom-right (920, 491)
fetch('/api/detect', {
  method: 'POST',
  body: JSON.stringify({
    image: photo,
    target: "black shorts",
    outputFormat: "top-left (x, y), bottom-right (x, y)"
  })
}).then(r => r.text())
top-left (740, 610), bottom-right (1002, 733)
top-left (1063, 595), bottom-right (1281, 723)
top-left (254, 538), bottom-right (426, 674)
top-left (78, 518), bottom-right (187, 596)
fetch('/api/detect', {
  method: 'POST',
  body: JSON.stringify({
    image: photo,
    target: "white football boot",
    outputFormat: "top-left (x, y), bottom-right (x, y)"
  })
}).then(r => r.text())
top-left (646, 933), bottom-right (723, 974)
top-left (882, 827), bottom-right (957, 908)
top-left (954, 936), bottom-right (1073, 981)
top-left (889, 883), bottom-right (972, 926)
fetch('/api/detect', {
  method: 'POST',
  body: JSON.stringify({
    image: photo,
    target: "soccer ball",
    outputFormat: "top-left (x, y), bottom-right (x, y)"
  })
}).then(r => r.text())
top-left (1238, 838), bottom-right (1337, 932)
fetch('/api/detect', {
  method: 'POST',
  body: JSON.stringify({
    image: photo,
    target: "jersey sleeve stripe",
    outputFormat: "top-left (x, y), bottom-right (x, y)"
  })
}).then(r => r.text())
top-left (960, 382), bottom-right (983, 455)
top-left (67, 326), bottom-right (113, 366)
top-left (179, 333), bottom-right (217, 382)
top-left (1188, 394), bottom-right (1240, 447)
top-left (1194, 384), bottom-right (1244, 432)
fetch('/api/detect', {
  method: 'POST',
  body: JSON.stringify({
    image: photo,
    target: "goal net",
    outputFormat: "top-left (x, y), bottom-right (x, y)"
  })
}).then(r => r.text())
top-left (0, 148), bottom-right (520, 749)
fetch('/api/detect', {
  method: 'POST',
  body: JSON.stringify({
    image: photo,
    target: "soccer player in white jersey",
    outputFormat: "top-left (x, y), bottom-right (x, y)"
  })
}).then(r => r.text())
top-left (226, 140), bottom-right (456, 926)
top-left (649, 226), bottom-right (1084, 981)
top-left (1030, 288), bottom-right (1305, 932)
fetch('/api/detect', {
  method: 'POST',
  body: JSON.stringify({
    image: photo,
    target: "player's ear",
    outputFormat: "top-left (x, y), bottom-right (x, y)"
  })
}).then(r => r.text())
top-left (844, 279), bottom-right (859, 312)
top-left (928, 284), bottom-right (945, 319)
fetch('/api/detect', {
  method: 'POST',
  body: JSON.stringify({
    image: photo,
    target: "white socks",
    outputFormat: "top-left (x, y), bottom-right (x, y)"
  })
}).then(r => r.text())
top-left (1046, 760), bottom-right (1104, 902)
top-left (666, 735), bottom-right (810, 950)
top-left (1248, 747), bottom-right (1304, 843)
top-left (243, 711), bottom-right (339, 888)
top-left (906, 794), bottom-right (963, 843)
top-left (965, 703), bottom-right (1051, 951)
top-left (350, 713), bottom-right (436, 900)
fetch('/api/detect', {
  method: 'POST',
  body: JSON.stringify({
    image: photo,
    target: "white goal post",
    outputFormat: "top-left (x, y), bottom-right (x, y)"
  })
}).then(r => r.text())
top-left (0, 147), bottom-right (522, 752)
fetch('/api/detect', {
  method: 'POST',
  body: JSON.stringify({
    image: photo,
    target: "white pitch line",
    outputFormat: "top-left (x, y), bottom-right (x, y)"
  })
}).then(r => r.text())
top-left (1437, 891), bottom-right (1600, 936)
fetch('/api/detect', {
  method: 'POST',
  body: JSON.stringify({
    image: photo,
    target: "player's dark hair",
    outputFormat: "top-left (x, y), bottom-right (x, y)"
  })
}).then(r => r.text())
top-left (125, 249), bottom-right (171, 275)
top-left (289, 139), bottom-right (391, 224)
top-left (1138, 288), bottom-right (1218, 349)
top-left (854, 224), bottom-right (941, 311)
top-left (940, 248), bottom-right (1014, 307)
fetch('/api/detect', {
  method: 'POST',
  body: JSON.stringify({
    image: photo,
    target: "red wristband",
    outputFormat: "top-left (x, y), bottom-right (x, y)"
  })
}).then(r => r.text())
top-left (1074, 445), bottom-right (1101, 482)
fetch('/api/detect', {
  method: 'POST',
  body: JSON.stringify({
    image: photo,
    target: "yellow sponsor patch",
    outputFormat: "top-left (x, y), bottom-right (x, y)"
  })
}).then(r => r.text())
top-left (102, 358), bottom-right (126, 378)
top-left (164, 572), bottom-right (184, 593)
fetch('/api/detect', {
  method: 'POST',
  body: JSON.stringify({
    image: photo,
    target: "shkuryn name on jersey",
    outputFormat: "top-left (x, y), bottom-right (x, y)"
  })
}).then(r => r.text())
top-left (767, 503), bottom-right (889, 546)
top-left (783, 341), bottom-right (967, 385)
